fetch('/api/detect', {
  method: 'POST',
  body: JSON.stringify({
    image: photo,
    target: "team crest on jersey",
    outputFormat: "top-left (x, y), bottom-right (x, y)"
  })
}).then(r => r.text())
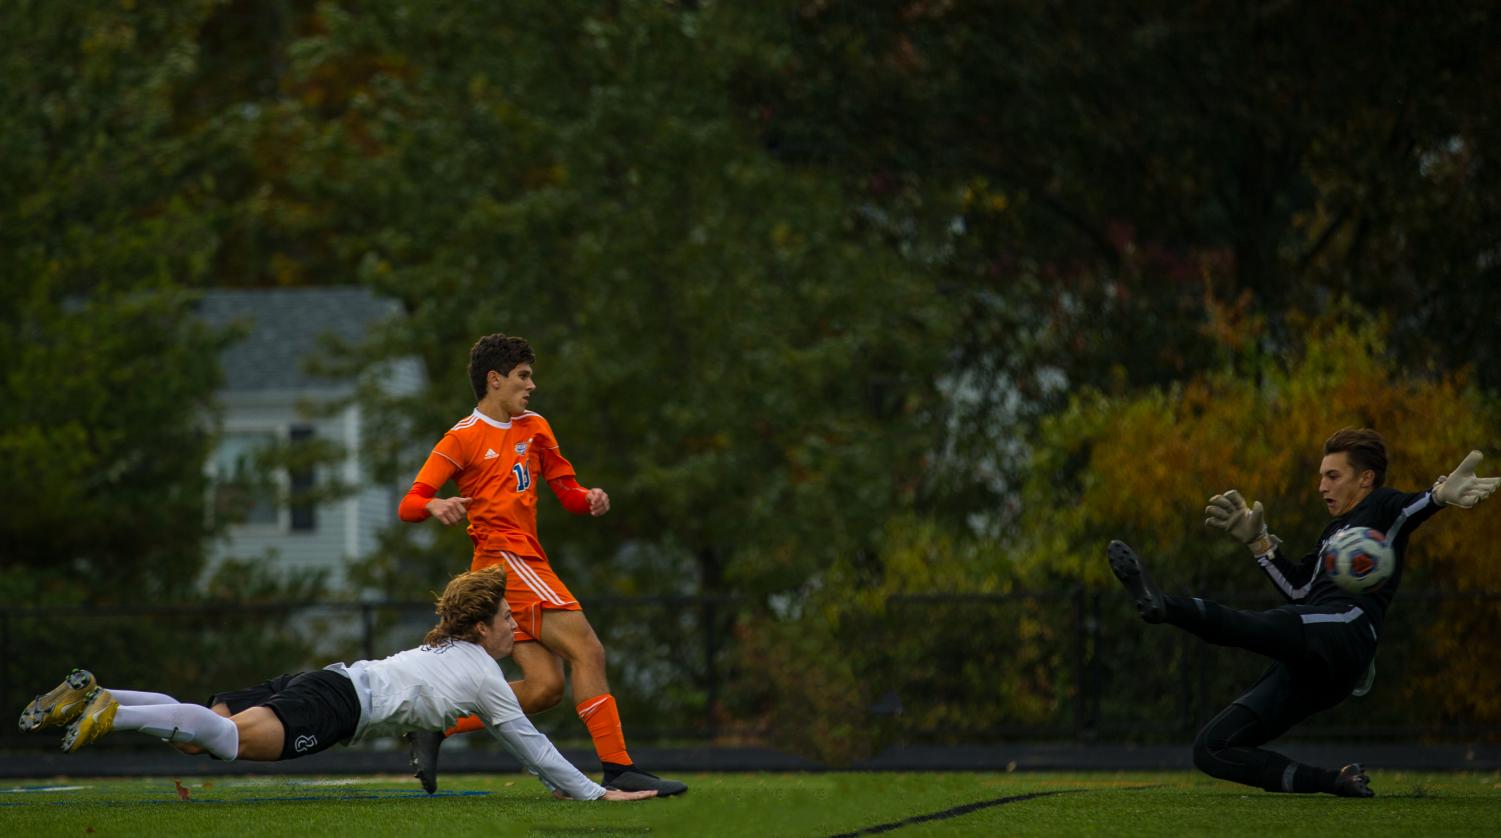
top-left (515, 441), bottom-right (530, 455)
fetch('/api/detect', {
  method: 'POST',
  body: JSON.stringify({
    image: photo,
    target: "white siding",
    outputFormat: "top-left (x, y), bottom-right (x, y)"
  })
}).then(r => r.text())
top-left (208, 391), bottom-right (365, 589)
top-left (200, 288), bottom-right (424, 596)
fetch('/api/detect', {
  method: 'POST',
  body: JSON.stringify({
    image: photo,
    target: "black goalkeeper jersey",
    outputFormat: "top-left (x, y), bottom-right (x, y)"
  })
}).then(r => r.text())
top-left (1256, 486), bottom-right (1441, 631)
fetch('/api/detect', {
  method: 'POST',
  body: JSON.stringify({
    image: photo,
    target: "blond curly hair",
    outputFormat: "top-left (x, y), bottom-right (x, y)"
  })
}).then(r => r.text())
top-left (423, 566), bottom-right (508, 647)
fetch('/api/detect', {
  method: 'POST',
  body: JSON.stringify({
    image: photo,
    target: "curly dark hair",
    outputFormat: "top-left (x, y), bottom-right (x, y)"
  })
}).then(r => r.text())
top-left (1323, 427), bottom-right (1388, 487)
top-left (423, 566), bottom-right (508, 647)
top-left (467, 333), bottom-right (536, 401)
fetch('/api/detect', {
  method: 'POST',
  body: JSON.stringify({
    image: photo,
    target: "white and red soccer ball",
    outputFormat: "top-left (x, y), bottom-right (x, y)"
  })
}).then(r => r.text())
top-left (1321, 527), bottom-right (1395, 594)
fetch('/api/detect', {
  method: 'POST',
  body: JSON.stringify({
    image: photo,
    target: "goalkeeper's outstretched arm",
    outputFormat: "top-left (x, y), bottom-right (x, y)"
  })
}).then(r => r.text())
top-left (1432, 451), bottom-right (1500, 509)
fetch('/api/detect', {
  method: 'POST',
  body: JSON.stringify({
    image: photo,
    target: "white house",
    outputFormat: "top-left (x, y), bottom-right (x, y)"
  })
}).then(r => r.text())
top-left (198, 287), bottom-right (423, 590)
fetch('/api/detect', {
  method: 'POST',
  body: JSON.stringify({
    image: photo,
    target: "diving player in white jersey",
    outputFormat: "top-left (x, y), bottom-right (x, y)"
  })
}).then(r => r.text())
top-left (17, 567), bottom-right (655, 802)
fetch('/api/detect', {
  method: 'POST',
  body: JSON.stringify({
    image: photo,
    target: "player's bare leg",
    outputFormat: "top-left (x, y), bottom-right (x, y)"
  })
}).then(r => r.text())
top-left (228, 706), bottom-right (284, 760)
top-left (509, 641), bottom-right (568, 712)
top-left (527, 610), bottom-right (686, 796)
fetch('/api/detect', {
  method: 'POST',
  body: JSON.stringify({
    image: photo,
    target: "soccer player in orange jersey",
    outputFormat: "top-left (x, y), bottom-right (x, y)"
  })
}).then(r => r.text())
top-left (397, 333), bottom-right (686, 797)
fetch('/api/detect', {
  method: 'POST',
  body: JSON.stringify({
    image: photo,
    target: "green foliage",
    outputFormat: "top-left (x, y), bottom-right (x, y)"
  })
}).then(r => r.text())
top-left (1014, 313), bottom-right (1501, 724)
top-left (6, 0), bottom-right (1501, 758)
top-left (0, 1), bottom-right (238, 602)
top-left (731, 1), bottom-right (1501, 518)
top-left (252, 2), bottom-right (961, 602)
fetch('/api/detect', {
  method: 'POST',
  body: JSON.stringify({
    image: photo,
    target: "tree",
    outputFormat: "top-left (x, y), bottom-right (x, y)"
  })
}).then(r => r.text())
top-left (0, 1), bottom-right (236, 601)
top-left (238, 2), bottom-right (965, 750)
top-left (255, 2), bottom-right (959, 601)
top-left (1015, 315), bottom-right (1501, 728)
top-left (728, 1), bottom-right (1501, 521)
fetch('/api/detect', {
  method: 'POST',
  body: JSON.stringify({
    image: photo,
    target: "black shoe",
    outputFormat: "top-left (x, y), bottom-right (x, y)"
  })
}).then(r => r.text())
top-left (405, 730), bottom-right (443, 795)
top-left (1333, 763), bottom-right (1374, 798)
top-left (602, 763), bottom-right (687, 797)
top-left (1107, 540), bottom-right (1166, 624)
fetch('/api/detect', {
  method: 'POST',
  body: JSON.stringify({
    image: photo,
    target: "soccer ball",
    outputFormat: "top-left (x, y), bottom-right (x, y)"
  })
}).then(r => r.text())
top-left (1320, 527), bottom-right (1394, 594)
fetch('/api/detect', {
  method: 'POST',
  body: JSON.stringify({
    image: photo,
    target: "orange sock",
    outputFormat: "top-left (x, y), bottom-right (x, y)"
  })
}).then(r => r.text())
top-left (445, 715), bottom-right (487, 737)
top-left (575, 693), bottom-right (631, 766)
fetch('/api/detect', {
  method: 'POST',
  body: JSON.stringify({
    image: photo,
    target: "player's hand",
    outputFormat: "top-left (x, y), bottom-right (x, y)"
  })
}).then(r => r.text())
top-left (1204, 490), bottom-right (1276, 555)
top-left (601, 789), bottom-right (657, 801)
top-left (586, 488), bottom-right (610, 517)
top-left (1433, 451), bottom-right (1500, 508)
top-left (1204, 490), bottom-right (1263, 542)
top-left (426, 496), bottom-right (471, 525)
top-left (550, 788), bottom-right (657, 801)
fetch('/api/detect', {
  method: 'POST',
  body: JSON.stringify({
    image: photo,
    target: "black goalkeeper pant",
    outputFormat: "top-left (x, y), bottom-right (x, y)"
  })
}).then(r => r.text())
top-left (1162, 595), bottom-right (1378, 794)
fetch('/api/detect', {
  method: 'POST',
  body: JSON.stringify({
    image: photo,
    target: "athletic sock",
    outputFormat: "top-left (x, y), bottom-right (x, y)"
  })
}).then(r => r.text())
top-left (444, 715), bottom-right (487, 737)
top-left (115, 704), bottom-right (239, 761)
top-left (576, 693), bottom-right (631, 767)
top-left (109, 689), bottom-right (181, 707)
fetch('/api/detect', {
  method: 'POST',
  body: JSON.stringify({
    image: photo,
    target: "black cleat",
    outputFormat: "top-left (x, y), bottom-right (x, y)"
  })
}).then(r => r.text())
top-left (602, 763), bottom-right (687, 797)
top-left (1107, 540), bottom-right (1166, 623)
top-left (405, 730), bottom-right (443, 795)
top-left (1333, 763), bottom-right (1374, 798)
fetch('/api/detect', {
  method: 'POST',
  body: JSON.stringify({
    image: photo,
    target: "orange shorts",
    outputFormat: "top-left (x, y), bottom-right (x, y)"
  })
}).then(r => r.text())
top-left (471, 549), bottom-right (580, 642)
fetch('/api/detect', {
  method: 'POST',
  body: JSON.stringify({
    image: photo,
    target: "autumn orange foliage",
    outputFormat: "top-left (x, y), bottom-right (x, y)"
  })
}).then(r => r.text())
top-left (1020, 317), bottom-right (1501, 727)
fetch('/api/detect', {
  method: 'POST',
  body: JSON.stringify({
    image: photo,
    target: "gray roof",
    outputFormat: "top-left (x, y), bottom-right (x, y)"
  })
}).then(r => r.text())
top-left (197, 287), bottom-right (400, 392)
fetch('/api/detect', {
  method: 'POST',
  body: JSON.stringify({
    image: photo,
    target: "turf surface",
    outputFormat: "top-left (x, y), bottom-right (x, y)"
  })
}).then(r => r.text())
top-left (3, 771), bottom-right (1499, 836)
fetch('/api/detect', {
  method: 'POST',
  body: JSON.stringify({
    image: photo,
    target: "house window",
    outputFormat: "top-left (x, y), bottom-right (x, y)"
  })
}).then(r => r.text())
top-left (213, 431), bottom-right (279, 526)
top-left (211, 425), bottom-right (321, 532)
top-left (289, 425), bottom-right (317, 532)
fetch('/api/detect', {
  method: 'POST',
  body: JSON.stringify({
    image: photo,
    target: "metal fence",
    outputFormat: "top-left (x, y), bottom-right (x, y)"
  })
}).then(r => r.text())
top-left (3, 589), bottom-right (1497, 752)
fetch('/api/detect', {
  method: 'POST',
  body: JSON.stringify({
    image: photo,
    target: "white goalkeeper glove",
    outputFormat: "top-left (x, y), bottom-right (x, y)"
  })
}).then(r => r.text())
top-left (1432, 450), bottom-right (1500, 508)
top-left (1204, 489), bottom-right (1279, 557)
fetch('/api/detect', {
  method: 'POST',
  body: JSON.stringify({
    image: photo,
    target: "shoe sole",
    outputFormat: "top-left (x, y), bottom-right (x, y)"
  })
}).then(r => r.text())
top-left (1107, 540), bottom-right (1165, 623)
top-left (1334, 763), bottom-right (1374, 798)
top-left (61, 690), bottom-right (117, 753)
top-left (19, 670), bottom-right (96, 732)
top-left (405, 731), bottom-right (441, 795)
top-left (605, 777), bottom-right (688, 797)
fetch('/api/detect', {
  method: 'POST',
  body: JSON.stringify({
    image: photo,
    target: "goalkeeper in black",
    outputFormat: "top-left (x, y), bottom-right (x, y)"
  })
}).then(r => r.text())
top-left (1106, 428), bottom-right (1498, 797)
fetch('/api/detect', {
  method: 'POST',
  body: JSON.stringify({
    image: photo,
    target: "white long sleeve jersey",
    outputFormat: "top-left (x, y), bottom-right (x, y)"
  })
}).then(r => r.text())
top-left (324, 641), bottom-right (604, 800)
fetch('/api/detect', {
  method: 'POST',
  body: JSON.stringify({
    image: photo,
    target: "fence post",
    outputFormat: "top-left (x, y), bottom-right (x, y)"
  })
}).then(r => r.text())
top-left (362, 603), bottom-right (376, 662)
top-left (1195, 632), bottom-right (1211, 733)
top-left (1073, 584), bottom-right (1086, 742)
top-left (702, 596), bottom-right (718, 741)
top-left (1087, 590), bottom-right (1101, 739)
top-left (0, 610), bottom-right (9, 725)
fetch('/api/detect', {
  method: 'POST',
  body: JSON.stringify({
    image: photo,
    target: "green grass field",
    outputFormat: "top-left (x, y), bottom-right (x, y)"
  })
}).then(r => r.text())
top-left (4, 771), bottom-right (1500, 837)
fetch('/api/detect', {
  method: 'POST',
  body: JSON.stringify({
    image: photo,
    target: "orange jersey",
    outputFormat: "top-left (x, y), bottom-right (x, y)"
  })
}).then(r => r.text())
top-left (410, 409), bottom-right (577, 560)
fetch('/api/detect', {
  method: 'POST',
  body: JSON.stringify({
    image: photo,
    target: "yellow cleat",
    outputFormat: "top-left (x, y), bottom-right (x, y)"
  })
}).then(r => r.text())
top-left (19, 669), bottom-right (97, 732)
top-left (61, 688), bottom-right (118, 753)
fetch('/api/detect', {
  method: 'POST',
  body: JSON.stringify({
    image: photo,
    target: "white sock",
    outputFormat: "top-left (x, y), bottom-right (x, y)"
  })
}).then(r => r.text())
top-left (115, 704), bottom-right (240, 761)
top-left (108, 689), bottom-right (181, 707)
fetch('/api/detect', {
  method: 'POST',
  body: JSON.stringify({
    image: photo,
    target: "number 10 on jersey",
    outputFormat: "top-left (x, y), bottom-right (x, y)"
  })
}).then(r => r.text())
top-left (511, 462), bottom-right (532, 493)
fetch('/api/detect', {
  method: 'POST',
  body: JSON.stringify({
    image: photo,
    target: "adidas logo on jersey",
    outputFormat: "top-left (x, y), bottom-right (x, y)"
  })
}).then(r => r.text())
top-left (484, 448), bottom-right (499, 460)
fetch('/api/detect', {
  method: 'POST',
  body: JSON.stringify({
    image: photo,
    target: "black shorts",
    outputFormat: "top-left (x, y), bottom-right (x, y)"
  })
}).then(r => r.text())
top-left (1279, 603), bottom-right (1378, 680)
top-left (206, 670), bottom-right (360, 760)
